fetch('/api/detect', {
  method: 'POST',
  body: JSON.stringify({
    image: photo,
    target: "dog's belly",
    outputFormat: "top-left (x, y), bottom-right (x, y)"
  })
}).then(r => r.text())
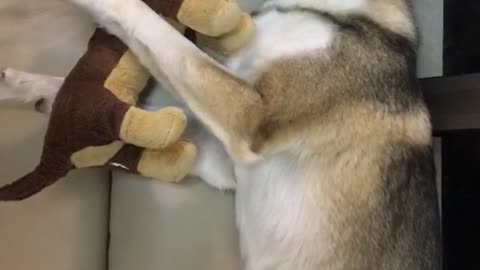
top-left (223, 8), bottom-right (337, 269)
top-left (233, 154), bottom-right (327, 270)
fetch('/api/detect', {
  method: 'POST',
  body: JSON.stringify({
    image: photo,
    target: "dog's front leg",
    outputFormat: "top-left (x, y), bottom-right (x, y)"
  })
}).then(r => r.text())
top-left (68, 0), bottom-right (264, 163)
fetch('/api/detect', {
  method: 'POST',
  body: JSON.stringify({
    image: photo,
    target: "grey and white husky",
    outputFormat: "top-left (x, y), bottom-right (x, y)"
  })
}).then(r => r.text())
top-left (1, 0), bottom-right (441, 269)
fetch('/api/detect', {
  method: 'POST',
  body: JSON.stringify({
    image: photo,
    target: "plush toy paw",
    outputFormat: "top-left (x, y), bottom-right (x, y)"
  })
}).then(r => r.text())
top-left (137, 139), bottom-right (197, 182)
top-left (198, 13), bottom-right (255, 55)
top-left (120, 106), bottom-right (187, 149)
top-left (177, 0), bottom-right (242, 36)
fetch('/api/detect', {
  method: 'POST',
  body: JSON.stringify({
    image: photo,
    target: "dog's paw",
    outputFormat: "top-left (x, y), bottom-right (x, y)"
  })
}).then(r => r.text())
top-left (0, 67), bottom-right (62, 114)
top-left (33, 98), bottom-right (53, 114)
top-left (192, 153), bottom-right (237, 191)
top-left (0, 66), bottom-right (6, 79)
top-left (0, 68), bottom-right (41, 102)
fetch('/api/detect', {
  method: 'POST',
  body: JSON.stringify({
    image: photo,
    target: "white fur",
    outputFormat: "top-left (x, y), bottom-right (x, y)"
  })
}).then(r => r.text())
top-left (186, 118), bottom-right (237, 191)
top-left (263, 0), bottom-right (415, 38)
top-left (226, 11), bottom-right (338, 268)
top-left (227, 10), bottom-right (337, 83)
top-left (264, 0), bottom-right (369, 14)
top-left (235, 153), bottom-right (327, 270)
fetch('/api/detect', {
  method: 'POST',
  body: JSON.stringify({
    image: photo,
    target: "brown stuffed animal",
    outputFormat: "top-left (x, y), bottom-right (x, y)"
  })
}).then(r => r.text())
top-left (0, 0), bottom-right (255, 201)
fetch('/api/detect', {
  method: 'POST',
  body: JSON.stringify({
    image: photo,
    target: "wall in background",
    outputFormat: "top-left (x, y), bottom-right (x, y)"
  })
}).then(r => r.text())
top-left (414, 0), bottom-right (444, 78)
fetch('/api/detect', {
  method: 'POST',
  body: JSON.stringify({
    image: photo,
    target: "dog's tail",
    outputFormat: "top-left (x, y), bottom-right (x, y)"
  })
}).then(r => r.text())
top-left (0, 161), bottom-right (71, 201)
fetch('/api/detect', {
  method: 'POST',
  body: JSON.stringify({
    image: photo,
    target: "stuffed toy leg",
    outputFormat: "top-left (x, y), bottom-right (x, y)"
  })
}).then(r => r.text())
top-left (145, 0), bottom-right (255, 54)
top-left (0, 0), bottom-right (255, 201)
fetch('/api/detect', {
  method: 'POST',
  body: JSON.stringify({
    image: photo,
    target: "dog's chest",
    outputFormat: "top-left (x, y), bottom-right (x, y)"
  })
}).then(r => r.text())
top-left (223, 9), bottom-right (339, 266)
top-left (225, 10), bottom-right (337, 83)
top-left (234, 154), bottom-right (304, 247)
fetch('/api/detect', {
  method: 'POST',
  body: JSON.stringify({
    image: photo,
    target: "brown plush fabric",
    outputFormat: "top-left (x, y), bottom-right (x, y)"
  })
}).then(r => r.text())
top-left (109, 144), bottom-right (144, 174)
top-left (0, 153), bottom-right (74, 201)
top-left (0, 25), bottom-right (198, 201)
top-left (0, 30), bottom-right (132, 200)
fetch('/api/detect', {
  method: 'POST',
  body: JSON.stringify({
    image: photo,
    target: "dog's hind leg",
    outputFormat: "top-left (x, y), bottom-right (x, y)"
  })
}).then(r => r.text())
top-left (0, 67), bottom-right (64, 113)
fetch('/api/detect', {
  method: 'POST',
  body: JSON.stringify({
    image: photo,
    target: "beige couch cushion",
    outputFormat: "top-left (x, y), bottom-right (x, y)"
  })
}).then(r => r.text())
top-left (0, 1), bottom-right (109, 270)
top-left (109, 173), bottom-right (241, 270)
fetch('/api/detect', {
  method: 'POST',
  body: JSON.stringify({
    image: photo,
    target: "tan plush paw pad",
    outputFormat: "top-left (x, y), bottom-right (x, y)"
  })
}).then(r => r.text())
top-left (120, 106), bottom-right (187, 149)
top-left (197, 13), bottom-right (255, 55)
top-left (177, 0), bottom-right (242, 36)
top-left (137, 140), bottom-right (197, 182)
